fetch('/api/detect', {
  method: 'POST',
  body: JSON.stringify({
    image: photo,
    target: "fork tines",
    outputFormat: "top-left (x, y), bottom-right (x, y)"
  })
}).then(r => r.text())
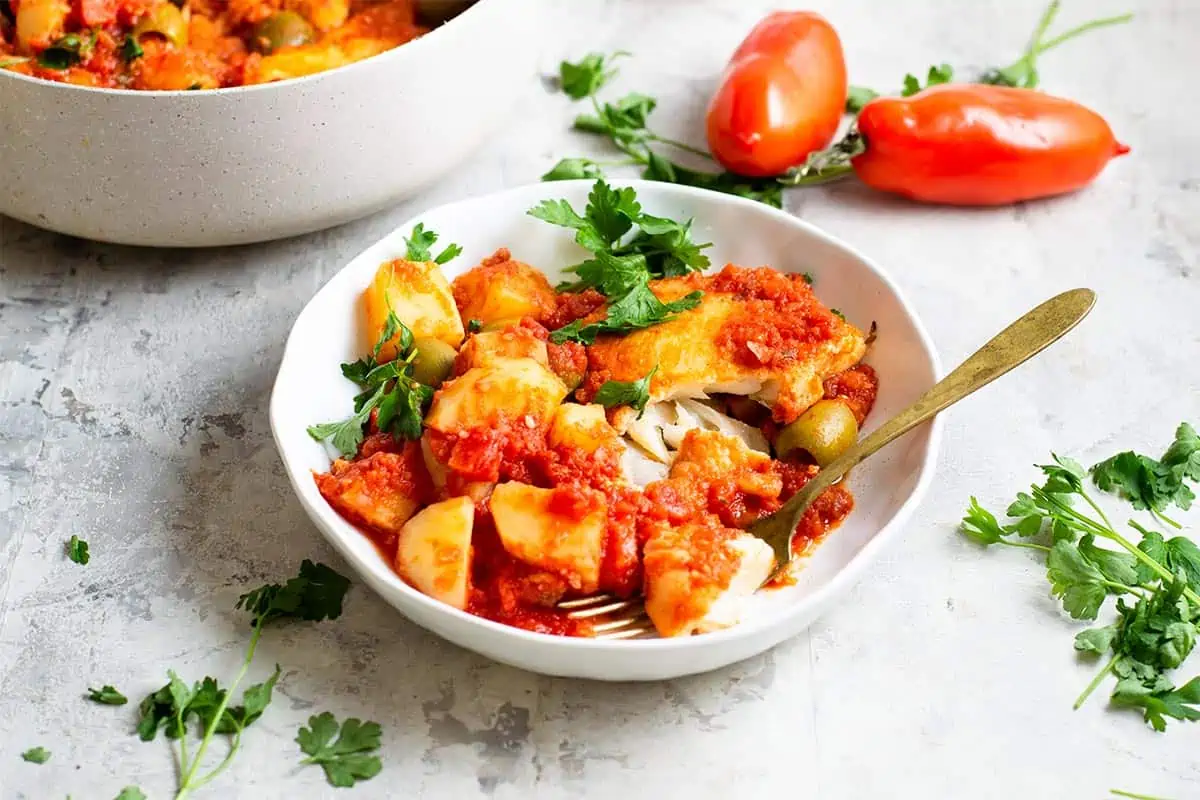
top-left (557, 594), bottom-right (656, 640)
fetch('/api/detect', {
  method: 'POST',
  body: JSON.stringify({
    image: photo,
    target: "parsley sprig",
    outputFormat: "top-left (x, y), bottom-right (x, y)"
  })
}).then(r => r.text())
top-left (962, 424), bottom-right (1200, 731)
top-left (308, 303), bottom-right (434, 456)
top-left (297, 711), bottom-right (383, 787)
top-left (403, 222), bottom-right (462, 265)
top-left (528, 180), bottom-right (705, 344)
top-left (132, 561), bottom-right (352, 798)
top-left (546, 53), bottom-right (784, 208)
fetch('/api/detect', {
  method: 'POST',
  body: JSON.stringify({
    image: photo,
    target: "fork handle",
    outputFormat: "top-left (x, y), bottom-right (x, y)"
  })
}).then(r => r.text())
top-left (783, 288), bottom-right (1097, 514)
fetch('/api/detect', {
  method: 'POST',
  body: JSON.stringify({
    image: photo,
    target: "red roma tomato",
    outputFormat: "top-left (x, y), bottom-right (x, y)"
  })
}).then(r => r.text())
top-left (853, 84), bottom-right (1130, 205)
top-left (706, 11), bottom-right (847, 177)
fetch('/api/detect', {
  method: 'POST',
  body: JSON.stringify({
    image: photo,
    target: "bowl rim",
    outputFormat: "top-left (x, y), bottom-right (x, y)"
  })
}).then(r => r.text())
top-left (269, 178), bottom-right (945, 654)
top-left (0, 0), bottom-right (500, 98)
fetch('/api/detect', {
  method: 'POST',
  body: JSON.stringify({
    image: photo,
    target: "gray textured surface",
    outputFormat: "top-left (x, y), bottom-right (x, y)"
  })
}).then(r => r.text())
top-left (2, 0), bottom-right (1199, 797)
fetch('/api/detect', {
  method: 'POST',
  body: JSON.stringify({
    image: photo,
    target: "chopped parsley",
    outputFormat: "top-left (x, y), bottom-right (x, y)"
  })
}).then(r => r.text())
top-left (20, 747), bottom-right (49, 764)
top-left (67, 535), bottom-right (89, 565)
top-left (87, 685), bottom-right (128, 705)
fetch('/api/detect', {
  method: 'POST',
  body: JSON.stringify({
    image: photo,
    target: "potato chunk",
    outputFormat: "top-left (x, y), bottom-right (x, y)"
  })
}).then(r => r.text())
top-left (489, 482), bottom-right (606, 593)
top-left (313, 445), bottom-right (429, 536)
top-left (548, 403), bottom-right (621, 455)
top-left (643, 521), bottom-right (774, 637)
top-left (362, 258), bottom-right (464, 361)
top-left (455, 328), bottom-right (548, 372)
top-left (396, 496), bottom-right (474, 610)
top-left (425, 357), bottom-right (567, 434)
top-left (451, 248), bottom-right (557, 325)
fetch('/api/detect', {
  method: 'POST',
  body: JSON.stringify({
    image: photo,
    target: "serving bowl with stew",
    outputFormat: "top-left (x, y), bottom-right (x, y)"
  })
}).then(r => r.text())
top-left (269, 179), bottom-right (942, 681)
top-left (0, 0), bottom-right (542, 246)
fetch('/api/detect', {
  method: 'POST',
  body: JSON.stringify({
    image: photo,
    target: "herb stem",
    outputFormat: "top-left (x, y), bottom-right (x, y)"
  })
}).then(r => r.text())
top-left (1101, 527), bottom-right (1200, 607)
top-left (1110, 790), bottom-right (1173, 800)
top-left (1026, 0), bottom-right (1061, 57)
top-left (997, 539), bottom-right (1052, 553)
top-left (1150, 509), bottom-right (1182, 530)
top-left (187, 729), bottom-right (242, 791)
top-left (778, 164), bottom-right (856, 187)
top-left (646, 133), bottom-right (715, 160)
top-left (1074, 654), bottom-right (1118, 710)
top-left (176, 620), bottom-right (265, 798)
top-left (1032, 13), bottom-right (1133, 56)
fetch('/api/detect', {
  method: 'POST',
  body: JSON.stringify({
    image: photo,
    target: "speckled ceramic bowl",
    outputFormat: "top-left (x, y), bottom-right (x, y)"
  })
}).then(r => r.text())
top-left (0, 0), bottom-right (541, 247)
top-left (270, 180), bottom-right (943, 681)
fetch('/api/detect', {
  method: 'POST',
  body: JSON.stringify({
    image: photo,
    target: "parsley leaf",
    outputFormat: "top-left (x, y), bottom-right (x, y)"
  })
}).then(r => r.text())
top-left (960, 496), bottom-right (1011, 546)
top-left (845, 85), bottom-right (880, 114)
top-left (1092, 425), bottom-right (1200, 516)
top-left (1112, 676), bottom-right (1200, 732)
top-left (467, 318), bottom-right (483, 333)
top-left (120, 35), bottom-right (143, 62)
top-left (297, 711), bottom-right (383, 788)
top-left (235, 559), bottom-right (351, 627)
top-left (67, 534), bottom-right (90, 565)
top-left (1046, 539), bottom-right (1109, 620)
top-left (88, 685), bottom-right (128, 705)
top-left (20, 746), bottom-right (49, 764)
top-left (550, 285), bottom-right (702, 345)
top-left (403, 222), bottom-right (462, 265)
top-left (542, 157), bottom-right (606, 182)
top-left (114, 788), bottom-right (146, 800)
top-left (558, 51), bottom-right (625, 100)
top-left (307, 382), bottom-right (385, 457)
top-left (594, 365), bottom-right (657, 418)
top-left (37, 32), bottom-right (93, 69)
top-left (902, 63), bottom-right (954, 96)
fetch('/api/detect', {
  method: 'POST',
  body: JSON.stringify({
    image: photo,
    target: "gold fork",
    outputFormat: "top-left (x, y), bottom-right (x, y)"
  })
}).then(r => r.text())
top-left (559, 288), bottom-right (1098, 640)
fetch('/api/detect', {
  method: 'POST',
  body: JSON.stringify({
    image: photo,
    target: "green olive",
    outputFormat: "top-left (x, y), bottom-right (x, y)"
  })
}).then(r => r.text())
top-left (410, 337), bottom-right (456, 388)
top-left (775, 399), bottom-right (858, 466)
top-left (479, 317), bottom-right (523, 333)
top-left (133, 2), bottom-right (189, 48)
top-left (252, 11), bottom-right (315, 54)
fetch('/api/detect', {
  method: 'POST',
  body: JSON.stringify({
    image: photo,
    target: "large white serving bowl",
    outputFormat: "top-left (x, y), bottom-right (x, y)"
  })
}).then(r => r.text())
top-left (270, 180), bottom-right (943, 681)
top-left (0, 0), bottom-right (541, 247)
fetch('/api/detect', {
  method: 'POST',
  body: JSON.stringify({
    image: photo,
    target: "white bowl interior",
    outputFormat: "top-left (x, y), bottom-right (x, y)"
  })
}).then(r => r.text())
top-left (270, 180), bottom-right (941, 680)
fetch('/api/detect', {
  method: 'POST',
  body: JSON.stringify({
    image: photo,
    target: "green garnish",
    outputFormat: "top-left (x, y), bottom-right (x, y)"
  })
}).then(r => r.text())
top-left (67, 535), bottom-right (89, 565)
top-left (402, 222), bottom-right (462, 265)
top-left (132, 560), bottom-right (351, 797)
top-left (37, 32), bottom-right (94, 70)
top-left (548, 52), bottom-right (784, 208)
top-left (593, 365), bottom-right (657, 418)
top-left (529, 180), bottom-right (706, 344)
top-left (121, 35), bottom-right (144, 62)
top-left (21, 746), bottom-right (50, 764)
top-left (88, 685), bottom-right (128, 705)
top-left (557, 50), bottom-right (626, 99)
top-left (467, 318), bottom-right (483, 333)
top-left (961, 423), bottom-right (1200, 731)
top-left (307, 309), bottom-right (434, 456)
top-left (296, 711), bottom-right (383, 788)
top-left (114, 787), bottom-right (147, 800)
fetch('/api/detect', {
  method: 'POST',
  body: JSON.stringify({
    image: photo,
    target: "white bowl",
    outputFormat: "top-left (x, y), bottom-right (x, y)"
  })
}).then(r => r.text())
top-left (0, 0), bottom-right (540, 247)
top-left (269, 180), bottom-right (943, 680)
